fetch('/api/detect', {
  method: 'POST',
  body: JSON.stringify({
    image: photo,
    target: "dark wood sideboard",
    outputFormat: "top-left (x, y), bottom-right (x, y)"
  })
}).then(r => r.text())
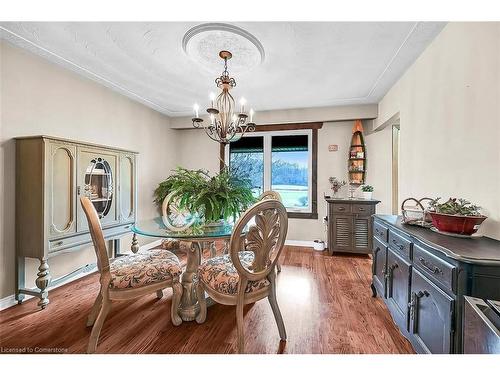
top-left (371, 215), bottom-right (500, 354)
top-left (326, 198), bottom-right (380, 255)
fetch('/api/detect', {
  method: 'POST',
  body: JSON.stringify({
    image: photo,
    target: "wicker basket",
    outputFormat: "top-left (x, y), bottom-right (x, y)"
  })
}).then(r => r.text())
top-left (401, 197), bottom-right (434, 228)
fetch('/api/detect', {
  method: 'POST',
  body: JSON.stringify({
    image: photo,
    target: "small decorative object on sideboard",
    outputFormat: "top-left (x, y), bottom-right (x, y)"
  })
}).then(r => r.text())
top-left (401, 197), bottom-right (434, 228)
top-left (428, 197), bottom-right (487, 237)
top-left (328, 177), bottom-right (347, 197)
top-left (361, 185), bottom-right (374, 200)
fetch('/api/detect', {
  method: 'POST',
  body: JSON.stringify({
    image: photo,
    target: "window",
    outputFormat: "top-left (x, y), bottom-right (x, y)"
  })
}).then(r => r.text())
top-left (227, 129), bottom-right (317, 219)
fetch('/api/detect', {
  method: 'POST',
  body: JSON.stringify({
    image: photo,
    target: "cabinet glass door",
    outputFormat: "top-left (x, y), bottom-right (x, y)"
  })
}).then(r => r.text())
top-left (77, 149), bottom-right (118, 231)
top-left (84, 157), bottom-right (113, 218)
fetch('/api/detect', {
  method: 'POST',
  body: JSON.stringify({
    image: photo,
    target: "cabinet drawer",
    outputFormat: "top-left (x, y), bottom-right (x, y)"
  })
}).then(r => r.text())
top-left (351, 204), bottom-right (374, 215)
top-left (388, 230), bottom-right (412, 259)
top-left (331, 203), bottom-right (350, 213)
top-left (413, 244), bottom-right (456, 293)
top-left (373, 221), bottom-right (388, 243)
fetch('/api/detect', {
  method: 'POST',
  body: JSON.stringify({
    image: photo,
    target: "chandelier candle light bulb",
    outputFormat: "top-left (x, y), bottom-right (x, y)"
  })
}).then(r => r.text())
top-left (250, 108), bottom-right (254, 123)
top-left (191, 50), bottom-right (256, 144)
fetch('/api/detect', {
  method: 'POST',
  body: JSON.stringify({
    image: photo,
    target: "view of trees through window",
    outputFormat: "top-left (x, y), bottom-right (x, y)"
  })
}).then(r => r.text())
top-left (229, 133), bottom-right (310, 210)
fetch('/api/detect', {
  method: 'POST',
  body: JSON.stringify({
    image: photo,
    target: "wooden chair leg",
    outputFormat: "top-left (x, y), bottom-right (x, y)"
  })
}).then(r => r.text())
top-left (86, 292), bottom-right (102, 327)
top-left (156, 289), bottom-right (164, 299)
top-left (171, 281), bottom-right (183, 326)
top-left (195, 282), bottom-right (207, 324)
top-left (267, 272), bottom-right (287, 341)
top-left (236, 301), bottom-right (245, 354)
top-left (87, 299), bottom-right (111, 354)
top-left (276, 261), bottom-right (282, 273)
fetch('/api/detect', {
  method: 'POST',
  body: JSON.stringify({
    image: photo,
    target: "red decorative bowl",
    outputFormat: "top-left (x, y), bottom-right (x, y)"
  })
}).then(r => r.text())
top-left (429, 212), bottom-right (487, 235)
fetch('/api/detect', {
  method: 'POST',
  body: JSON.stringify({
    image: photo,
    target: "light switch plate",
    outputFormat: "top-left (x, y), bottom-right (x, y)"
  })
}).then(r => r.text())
top-left (328, 144), bottom-right (338, 152)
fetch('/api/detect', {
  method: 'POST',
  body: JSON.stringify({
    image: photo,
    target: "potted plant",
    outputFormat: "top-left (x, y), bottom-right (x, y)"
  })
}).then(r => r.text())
top-left (328, 177), bottom-right (347, 197)
top-left (154, 167), bottom-right (256, 229)
top-left (428, 198), bottom-right (487, 236)
top-left (361, 185), bottom-right (374, 200)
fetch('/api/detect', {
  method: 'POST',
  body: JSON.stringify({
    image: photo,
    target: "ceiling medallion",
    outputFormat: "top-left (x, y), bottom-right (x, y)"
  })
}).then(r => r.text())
top-left (191, 50), bottom-right (256, 144)
top-left (182, 23), bottom-right (265, 73)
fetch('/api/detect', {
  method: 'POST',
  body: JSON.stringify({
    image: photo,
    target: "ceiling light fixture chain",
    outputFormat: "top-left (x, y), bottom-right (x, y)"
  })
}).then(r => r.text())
top-left (192, 50), bottom-right (255, 144)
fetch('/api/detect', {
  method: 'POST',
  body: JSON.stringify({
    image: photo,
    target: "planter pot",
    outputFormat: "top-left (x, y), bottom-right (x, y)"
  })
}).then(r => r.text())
top-left (429, 212), bottom-right (487, 235)
top-left (203, 219), bottom-right (228, 232)
top-left (362, 191), bottom-right (373, 200)
top-left (313, 240), bottom-right (325, 251)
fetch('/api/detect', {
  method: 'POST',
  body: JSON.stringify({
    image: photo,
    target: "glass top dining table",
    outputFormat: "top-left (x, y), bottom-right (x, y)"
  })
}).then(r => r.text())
top-left (131, 217), bottom-right (238, 241)
top-left (130, 217), bottom-right (243, 323)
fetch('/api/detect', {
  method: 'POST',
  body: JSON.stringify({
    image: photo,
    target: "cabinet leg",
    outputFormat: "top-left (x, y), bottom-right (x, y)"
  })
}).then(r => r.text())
top-left (131, 233), bottom-right (140, 253)
top-left (15, 256), bottom-right (25, 304)
top-left (370, 283), bottom-right (377, 298)
top-left (35, 259), bottom-right (51, 309)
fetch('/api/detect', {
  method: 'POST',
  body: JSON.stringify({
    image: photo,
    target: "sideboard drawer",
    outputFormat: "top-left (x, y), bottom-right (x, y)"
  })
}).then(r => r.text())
top-left (388, 230), bottom-right (412, 259)
top-left (351, 204), bottom-right (374, 215)
top-left (331, 203), bottom-right (350, 213)
top-left (414, 244), bottom-right (456, 293)
top-left (374, 221), bottom-right (389, 243)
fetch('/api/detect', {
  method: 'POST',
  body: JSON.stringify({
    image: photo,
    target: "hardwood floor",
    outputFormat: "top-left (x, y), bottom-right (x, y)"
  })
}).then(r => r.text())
top-left (0, 246), bottom-right (414, 354)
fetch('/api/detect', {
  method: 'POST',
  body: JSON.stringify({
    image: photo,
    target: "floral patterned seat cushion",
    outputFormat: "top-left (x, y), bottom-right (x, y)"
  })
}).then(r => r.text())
top-left (109, 249), bottom-right (182, 289)
top-left (198, 251), bottom-right (270, 295)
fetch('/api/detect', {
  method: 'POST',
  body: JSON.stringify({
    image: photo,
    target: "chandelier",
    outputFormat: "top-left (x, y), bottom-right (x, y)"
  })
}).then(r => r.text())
top-left (192, 51), bottom-right (256, 144)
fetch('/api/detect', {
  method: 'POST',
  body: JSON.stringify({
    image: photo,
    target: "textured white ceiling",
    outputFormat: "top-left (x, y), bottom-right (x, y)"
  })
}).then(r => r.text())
top-left (0, 22), bottom-right (445, 117)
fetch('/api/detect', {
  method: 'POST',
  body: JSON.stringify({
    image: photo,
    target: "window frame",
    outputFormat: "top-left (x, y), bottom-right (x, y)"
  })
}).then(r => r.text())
top-left (223, 123), bottom-right (320, 219)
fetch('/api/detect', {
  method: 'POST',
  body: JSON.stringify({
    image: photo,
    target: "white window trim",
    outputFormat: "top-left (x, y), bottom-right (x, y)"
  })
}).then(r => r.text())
top-left (226, 129), bottom-right (313, 214)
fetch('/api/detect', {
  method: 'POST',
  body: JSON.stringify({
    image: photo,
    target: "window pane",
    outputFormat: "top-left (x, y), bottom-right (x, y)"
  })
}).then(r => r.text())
top-left (229, 136), bottom-right (264, 197)
top-left (271, 135), bottom-right (309, 209)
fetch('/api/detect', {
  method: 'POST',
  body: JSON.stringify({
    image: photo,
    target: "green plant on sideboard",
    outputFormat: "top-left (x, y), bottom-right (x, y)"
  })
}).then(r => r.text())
top-left (154, 167), bottom-right (256, 224)
top-left (361, 185), bottom-right (374, 192)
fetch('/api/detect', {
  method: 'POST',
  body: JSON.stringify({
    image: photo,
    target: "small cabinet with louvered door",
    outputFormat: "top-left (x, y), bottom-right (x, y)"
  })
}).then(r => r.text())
top-left (326, 198), bottom-right (380, 255)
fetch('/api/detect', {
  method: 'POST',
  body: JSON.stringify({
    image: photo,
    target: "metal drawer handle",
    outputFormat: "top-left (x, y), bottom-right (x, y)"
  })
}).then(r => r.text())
top-left (419, 257), bottom-right (442, 274)
top-left (392, 239), bottom-right (404, 251)
top-left (54, 240), bottom-right (63, 247)
top-left (358, 207), bottom-right (365, 211)
top-left (337, 207), bottom-right (345, 211)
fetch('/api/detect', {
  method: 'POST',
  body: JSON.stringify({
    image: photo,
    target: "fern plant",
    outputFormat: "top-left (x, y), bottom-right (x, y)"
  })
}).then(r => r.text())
top-left (154, 167), bottom-right (256, 223)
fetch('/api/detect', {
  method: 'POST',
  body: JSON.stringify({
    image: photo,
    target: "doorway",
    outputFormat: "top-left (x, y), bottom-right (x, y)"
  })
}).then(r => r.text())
top-left (391, 122), bottom-right (400, 215)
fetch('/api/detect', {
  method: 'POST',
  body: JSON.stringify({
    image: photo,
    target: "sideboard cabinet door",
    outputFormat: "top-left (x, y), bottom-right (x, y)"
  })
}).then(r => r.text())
top-left (386, 248), bottom-right (411, 332)
top-left (410, 268), bottom-right (454, 353)
top-left (119, 153), bottom-right (136, 223)
top-left (47, 142), bottom-right (77, 238)
top-left (372, 237), bottom-right (387, 298)
top-left (353, 216), bottom-right (371, 253)
top-left (332, 215), bottom-right (353, 251)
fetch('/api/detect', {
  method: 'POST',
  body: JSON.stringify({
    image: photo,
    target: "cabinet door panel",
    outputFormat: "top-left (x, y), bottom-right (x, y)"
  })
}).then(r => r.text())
top-left (119, 154), bottom-right (136, 223)
top-left (332, 215), bottom-right (352, 251)
top-left (77, 148), bottom-right (119, 231)
top-left (372, 237), bottom-right (387, 298)
top-left (386, 248), bottom-right (411, 331)
top-left (410, 268), bottom-right (454, 354)
top-left (48, 142), bottom-right (76, 238)
top-left (353, 216), bottom-right (371, 253)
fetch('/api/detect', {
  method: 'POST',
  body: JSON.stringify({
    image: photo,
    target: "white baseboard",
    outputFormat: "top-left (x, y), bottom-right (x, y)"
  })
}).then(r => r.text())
top-left (0, 240), bottom-right (163, 311)
top-left (285, 240), bottom-right (316, 248)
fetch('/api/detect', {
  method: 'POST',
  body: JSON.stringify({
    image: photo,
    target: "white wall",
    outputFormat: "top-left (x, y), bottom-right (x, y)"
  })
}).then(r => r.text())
top-left (0, 41), bottom-right (178, 298)
top-left (373, 22), bottom-right (500, 239)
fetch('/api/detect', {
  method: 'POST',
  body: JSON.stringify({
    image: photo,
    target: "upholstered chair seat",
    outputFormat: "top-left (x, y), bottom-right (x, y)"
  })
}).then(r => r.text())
top-left (197, 251), bottom-right (270, 295)
top-left (109, 249), bottom-right (182, 289)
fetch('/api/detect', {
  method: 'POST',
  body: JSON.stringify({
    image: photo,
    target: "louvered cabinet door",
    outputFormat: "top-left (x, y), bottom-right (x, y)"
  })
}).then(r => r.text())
top-left (353, 216), bottom-right (372, 254)
top-left (332, 215), bottom-right (353, 251)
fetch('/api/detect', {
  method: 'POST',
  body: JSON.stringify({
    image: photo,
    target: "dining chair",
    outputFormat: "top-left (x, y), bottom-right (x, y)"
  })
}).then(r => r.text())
top-left (80, 197), bottom-right (183, 354)
top-left (258, 191), bottom-right (283, 273)
top-left (196, 199), bottom-right (288, 353)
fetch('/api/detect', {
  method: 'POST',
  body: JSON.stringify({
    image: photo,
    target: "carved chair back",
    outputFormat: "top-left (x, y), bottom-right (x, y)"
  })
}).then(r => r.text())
top-left (229, 199), bottom-right (288, 282)
top-left (258, 190), bottom-right (282, 202)
top-left (80, 197), bottom-right (110, 275)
